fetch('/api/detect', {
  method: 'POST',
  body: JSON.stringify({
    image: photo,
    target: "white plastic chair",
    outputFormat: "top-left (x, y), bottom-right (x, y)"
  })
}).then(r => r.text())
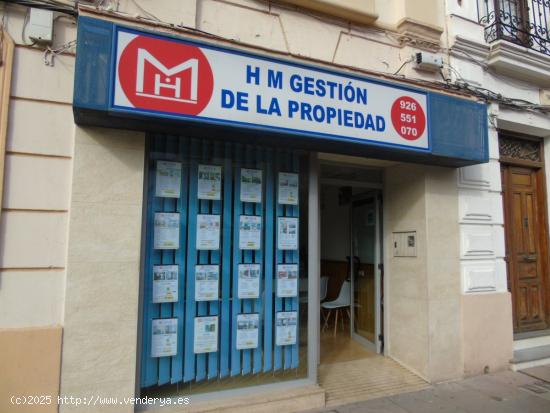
top-left (321, 280), bottom-right (351, 336)
top-left (320, 276), bottom-right (329, 302)
top-left (299, 276), bottom-right (329, 306)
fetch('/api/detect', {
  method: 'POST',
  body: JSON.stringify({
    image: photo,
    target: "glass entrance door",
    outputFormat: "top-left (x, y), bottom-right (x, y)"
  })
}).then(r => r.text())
top-left (350, 193), bottom-right (381, 352)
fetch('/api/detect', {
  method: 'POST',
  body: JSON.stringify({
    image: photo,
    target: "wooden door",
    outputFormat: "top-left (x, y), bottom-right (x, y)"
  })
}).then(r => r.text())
top-left (502, 165), bottom-right (550, 333)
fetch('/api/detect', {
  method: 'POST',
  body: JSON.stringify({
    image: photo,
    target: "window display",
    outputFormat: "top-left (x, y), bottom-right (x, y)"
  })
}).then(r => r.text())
top-left (141, 135), bottom-right (306, 396)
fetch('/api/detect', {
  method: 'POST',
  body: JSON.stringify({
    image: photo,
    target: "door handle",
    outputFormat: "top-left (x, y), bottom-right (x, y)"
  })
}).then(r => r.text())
top-left (523, 255), bottom-right (537, 262)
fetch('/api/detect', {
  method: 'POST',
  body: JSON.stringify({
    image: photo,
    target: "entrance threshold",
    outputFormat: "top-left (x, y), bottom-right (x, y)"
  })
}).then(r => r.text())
top-left (512, 330), bottom-right (550, 371)
top-left (514, 329), bottom-right (550, 341)
top-left (318, 355), bottom-right (428, 407)
top-left (318, 329), bottom-right (427, 408)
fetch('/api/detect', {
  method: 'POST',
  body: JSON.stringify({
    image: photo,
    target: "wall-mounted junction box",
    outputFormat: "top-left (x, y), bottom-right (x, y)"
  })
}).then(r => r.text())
top-left (393, 231), bottom-right (417, 257)
top-left (28, 8), bottom-right (54, 45)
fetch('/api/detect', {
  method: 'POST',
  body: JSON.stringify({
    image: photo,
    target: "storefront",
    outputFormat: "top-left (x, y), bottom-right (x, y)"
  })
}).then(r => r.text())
top-left (64, 13), bottom-right (489, 411)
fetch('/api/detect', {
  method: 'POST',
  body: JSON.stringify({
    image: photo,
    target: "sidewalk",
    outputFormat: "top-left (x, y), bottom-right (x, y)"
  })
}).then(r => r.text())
top-left (309, 366), bottom-right (550, 413)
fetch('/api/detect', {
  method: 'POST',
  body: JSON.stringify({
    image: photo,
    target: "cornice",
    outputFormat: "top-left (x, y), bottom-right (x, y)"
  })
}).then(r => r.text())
top-left (450, 35), bottom-right (490, 61)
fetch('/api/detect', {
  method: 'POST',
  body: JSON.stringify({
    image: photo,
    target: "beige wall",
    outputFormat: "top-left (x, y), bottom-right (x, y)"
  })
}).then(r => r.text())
top-left (462, 292), bottom-right (513, 376)
top-left (0, 6), bottom-right (75, 329)
top-left (278, 0), bottom-right (443, 33)
top-left (0, 6), bottom-right (75, 411)
top-left (424, 167), bottom-right (463, 381)
top-left (59, 127), bottom-right (145, 413)
top-left (385, 164), bottom-right (430, 379)
top-left (385, 164), bottom-right (463, 382)
top-left (0, 326), bottom-right (62, 413)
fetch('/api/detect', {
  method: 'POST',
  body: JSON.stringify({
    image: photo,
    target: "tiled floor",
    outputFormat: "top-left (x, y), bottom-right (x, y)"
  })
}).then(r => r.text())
top-left (319, 329), bottom-right (428, 407)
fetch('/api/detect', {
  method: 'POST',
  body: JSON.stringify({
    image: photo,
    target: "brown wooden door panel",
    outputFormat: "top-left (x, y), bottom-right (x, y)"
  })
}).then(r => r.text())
top-left (511, 171), bottom-right (532, 186)
top-left (512, 192), bottom-right (524, 251)
top-left (503, 164), bottom-right (549, 333)
top-left (517, 286), bottom-right (529, 322)
top-left (529, 284), bottom-right (544, 321)
top-left (525, 193), bottom-right (536, 253)
top-left (518, 262), bottom-right (537, 280)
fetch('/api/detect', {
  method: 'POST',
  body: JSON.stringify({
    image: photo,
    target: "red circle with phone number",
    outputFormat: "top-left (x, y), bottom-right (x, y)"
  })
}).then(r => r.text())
top-left (391, 96), bottom-right (426, 141)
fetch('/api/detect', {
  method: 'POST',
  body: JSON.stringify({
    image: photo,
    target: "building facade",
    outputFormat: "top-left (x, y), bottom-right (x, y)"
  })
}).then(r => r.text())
top-left (0, 1), bottom-right (548, 412)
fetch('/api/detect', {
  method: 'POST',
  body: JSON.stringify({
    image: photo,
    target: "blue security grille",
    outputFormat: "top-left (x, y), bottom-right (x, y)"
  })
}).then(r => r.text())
top-left (141, 134), bottom-right (301, 387)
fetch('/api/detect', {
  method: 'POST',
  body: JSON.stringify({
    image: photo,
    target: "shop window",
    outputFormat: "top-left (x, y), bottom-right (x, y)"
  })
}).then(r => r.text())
top-left (139, 134), bottom-right (309, 397)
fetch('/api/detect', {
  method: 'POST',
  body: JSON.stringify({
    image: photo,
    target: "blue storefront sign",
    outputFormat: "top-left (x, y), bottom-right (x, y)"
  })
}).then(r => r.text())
top-left (73, 16), bottom-right (488, 166)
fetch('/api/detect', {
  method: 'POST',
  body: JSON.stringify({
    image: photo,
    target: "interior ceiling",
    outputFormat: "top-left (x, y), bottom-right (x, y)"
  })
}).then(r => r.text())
top-left (318, 153), bottom-right (398, 168)
top-left (320, 162), bottom-right (383, 183)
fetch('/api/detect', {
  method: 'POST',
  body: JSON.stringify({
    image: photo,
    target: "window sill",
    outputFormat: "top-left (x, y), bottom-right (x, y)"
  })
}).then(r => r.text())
top-left (487, 40), bottom-right (550, 87)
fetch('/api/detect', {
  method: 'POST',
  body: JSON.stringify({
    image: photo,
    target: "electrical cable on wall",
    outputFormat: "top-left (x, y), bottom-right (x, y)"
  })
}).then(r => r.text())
top-left (43, 38), bottom-right (75, 65)
top-left (2, 0), bottom-right (549, 114)
top-left (393, 56), bottom-right (414, 75)
top-left (2, 0), bottom-right (78, 16)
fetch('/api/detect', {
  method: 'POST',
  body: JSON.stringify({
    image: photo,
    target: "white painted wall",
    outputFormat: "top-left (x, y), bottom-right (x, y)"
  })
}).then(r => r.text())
top-left (445, 1), bottom-right (550, 296)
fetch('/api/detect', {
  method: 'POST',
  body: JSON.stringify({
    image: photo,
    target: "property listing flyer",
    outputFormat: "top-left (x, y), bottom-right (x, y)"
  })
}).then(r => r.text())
top-left (151, 318), bottom-right (178, 357)
top-left (236, 313), bottom-right (259, 350)
top-left (152, 265), bottom-right (179, 303)
top-left (277, 217), bottom-right (298, 250)
top-left (278, 172), bottom-right (299, 205)
top-left (196, 214), bottom-right (221, 250)
top-left (239, 215), bottom-right (262, 250)
top-left (194, 316), bottom-right (219, 353)
top-left (276, 311), bottom-right (297, 346)
top-left (240, 168), bottom-right (262, 203)
top-left (238, 263), bottom-right (261, 299)
top-left (195, 265), bottom-right (219, 301)
top-left (276, 264), bottom-right (298, 298)
top-left (155, 160), bottom-right (181, 198)
top-left (197, 164), bottom-right (222, 200)
top-left (153, 212), bottom-right (180, 249)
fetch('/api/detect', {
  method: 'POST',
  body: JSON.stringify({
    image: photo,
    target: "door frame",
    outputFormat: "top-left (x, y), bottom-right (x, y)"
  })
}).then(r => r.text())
top-left (349, 191), bottom-right (383, 353)
top-left (500, 132), bottom-right (550, 333)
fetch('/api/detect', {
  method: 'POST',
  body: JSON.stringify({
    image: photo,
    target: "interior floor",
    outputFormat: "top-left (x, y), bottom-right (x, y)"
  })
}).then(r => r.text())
top-left (320, 322), bottom-right (375, 365)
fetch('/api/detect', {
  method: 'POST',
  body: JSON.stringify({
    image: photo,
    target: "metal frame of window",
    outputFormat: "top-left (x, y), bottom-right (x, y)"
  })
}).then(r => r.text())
top-left (136, 137), bottom-right (319, 401)
top-left (478, 0), bottom-right (550, 56)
